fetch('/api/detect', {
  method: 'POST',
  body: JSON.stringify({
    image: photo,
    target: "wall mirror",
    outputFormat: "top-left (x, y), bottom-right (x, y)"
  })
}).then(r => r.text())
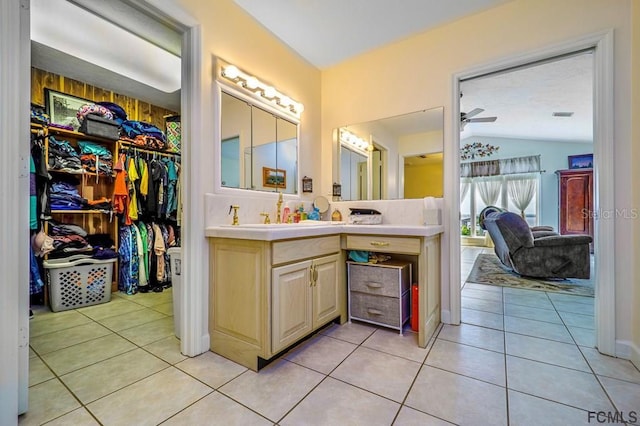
top-left (221, 90), bottom-right (298, 194)
top-left (334, 106), bottom-right (444, 200)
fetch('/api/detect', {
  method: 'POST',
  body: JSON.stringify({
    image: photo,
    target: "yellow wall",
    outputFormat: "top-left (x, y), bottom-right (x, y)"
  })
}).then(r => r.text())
top-left (404, 162), bottom-right (444, 198)
top-left (322, 0), bottom-right (635, 347)
top-left (632, 0), bottom-right (640, 368)
top-left (177, 0), bottom-right (321, 197)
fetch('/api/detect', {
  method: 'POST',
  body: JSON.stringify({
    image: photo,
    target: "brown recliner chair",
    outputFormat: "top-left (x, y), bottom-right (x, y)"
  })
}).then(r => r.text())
top-left (483, 211), bottom-right (592, 279)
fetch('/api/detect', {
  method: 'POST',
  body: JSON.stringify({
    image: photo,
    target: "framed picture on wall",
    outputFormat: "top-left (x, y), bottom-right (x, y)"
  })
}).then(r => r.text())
top-left (568, 154), bottom-right (593, 169)
top-left (44, 89), bottom-right (90, 127)
top-left (263, 167), bottom-right (286, 189)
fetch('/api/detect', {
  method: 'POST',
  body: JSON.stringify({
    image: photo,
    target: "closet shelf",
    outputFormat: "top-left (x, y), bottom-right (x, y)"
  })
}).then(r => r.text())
top-left (50, 209), bottom-right (111, 214)
top-left (48, 169), bottom-right (115, 178)
top-left (47, 127), bottom-right (117, 144)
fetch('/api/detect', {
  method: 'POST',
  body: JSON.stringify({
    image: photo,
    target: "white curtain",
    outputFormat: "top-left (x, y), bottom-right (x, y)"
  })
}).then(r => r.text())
top-left (508, 175), bottom-right (537, 218)
top-left (476, 178), bottom-right (501, 206)
top-left (460, 179), bottom-right (471, 203)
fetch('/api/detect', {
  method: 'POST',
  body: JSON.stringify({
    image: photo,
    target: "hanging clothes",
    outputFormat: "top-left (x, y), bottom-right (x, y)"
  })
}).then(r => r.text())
top-left (113, 153), bottom-right (130, 225)
top-left (127, 156), bottom-right (140, 222)
top-left (137, 221), bottom-right (150, 288)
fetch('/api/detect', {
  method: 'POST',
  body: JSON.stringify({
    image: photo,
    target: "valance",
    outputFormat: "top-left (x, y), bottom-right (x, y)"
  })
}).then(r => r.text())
top-left (461, 155), bottom-right (540, 178)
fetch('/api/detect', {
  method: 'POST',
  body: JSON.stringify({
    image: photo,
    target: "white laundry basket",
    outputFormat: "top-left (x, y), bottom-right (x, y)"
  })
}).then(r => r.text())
top-left (44, 256), bottom-right (116, 312)
top-left (167, 247), bottom-right (182, 339)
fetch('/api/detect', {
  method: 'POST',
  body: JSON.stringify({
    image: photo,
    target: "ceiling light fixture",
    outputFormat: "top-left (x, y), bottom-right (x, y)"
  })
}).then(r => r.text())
top-left (340, 129), bottom-right (369, 153)
top-left (31, 0), bottom-right (181, 93)
top-left (220, 62), bottom-right (304, 117)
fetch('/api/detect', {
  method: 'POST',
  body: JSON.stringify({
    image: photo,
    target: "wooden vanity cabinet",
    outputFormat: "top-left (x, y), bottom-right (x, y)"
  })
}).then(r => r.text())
top-left (209, 235), bottom-right (345, 371)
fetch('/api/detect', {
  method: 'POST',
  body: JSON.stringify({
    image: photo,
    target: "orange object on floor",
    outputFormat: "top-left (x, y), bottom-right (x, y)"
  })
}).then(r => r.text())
top-left (411, 283), bottom-right (419, 331)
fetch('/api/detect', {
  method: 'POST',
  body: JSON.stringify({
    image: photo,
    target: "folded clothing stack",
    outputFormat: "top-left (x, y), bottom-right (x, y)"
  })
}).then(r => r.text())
top-left (49, 175), bottom-right (87, 210)
top-left (78, 141), bottom-right (113, 175)
top-left (120, 120), bottom-right (167, 150)
top-left (47, 136), bottom-right (82, 173)
top-left (47, 221), bottom-right (93, 258)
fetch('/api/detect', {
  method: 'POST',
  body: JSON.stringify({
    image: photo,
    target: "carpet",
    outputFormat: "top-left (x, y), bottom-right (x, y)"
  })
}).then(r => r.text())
top-left (466, 254), bottom-right (594, 296)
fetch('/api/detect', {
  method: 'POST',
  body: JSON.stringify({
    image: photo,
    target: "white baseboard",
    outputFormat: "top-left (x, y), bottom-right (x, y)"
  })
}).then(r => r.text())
top-left (441, 309), bottom-right (452, 325)
top-left (627, 340), bottom-right (640, 369)
top-left (615, 340), bottom-right (633, 360)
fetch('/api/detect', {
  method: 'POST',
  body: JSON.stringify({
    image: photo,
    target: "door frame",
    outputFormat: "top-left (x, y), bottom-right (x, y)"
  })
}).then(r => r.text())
top-left (446, 30), bottom-right (616, 355)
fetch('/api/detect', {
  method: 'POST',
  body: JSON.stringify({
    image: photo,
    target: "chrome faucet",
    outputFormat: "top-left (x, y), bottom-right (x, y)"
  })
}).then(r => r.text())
top-left (276, 192), bottom-right (283, 224)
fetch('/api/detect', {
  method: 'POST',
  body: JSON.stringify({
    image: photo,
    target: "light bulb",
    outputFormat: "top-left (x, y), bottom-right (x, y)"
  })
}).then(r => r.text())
top-left (245, 76), bottom-right (259, 89)
top-left (223, 65), bottom-right (239, 79)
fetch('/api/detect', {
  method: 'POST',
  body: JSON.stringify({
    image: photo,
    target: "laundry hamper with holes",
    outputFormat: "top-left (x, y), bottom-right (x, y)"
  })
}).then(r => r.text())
top-left (44, 256), bottom-right (116, 312)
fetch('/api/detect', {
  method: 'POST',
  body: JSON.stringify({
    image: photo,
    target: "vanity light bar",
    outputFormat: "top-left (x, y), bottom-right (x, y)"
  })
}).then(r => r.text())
top-left (221, 64), bottom-right (304, 117)
top-left (340, 129), bottom-right (369, 152)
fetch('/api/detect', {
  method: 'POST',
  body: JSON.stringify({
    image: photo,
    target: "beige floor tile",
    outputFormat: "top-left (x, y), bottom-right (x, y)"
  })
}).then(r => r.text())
top-left (506, 356), bottom-right (614, 412)
top-left (405, 365), bottom-right (507, 426)
top-left (42, 334), bottom-right (136, 376)
top-left (463, 282), bottom-right (504, 293)
top-left (508, 390), bottom-right (591, 426)
top-left (503, 287), bottom-right (546, 297)
top-left (118, 316), bottom-right (174, 346)
top-left (28, 357), bottom-right (54, 387)
top-left (462, 287), bottom-right (503, 302)
top-left (29, 347), bottom-right (37, 359)
top-left (76, 297), bottom-right (145, 321)
top-left (219, 359), bottom-right (324, 422)
top-left (18, 379), bottom-right (80, 426)
top-left (547, 293), bottom-right (594, 306)
top-left (143, 336), bottom-right (187, 365)
top-left (86, 367), bottom-right (211, 425)
top-left (284, 334), bottom-right (357, 374)
top-left (280, 377), bottom-right (399, 426)
top-left (462, 308), bottom-right (504, 330)
top-left (599, 376), bottom-right (640, 415)
top-left (462, 296), bottom-right (504, 314)
top-left (568, 326), bottom-right (596, 347)
top-left (394, 406), bottom-right (454, 425)
top-left (580, 347), bottom-right (640, 384)
top-left (504, 304), bottom-right (562, 324)
top-left (550, 300), bottom-right (594, 316)
top-left (504, 315), bottom-right (573, 343)
top-left (505, 333), bottom-right (590, 372)
top-left (362, 328), bottom-right (429, 363)
top-left (558, 311), bottom-right (594, 329)
top-left (29, 310), bottom-right (93, 337)
top-left (44, 407), bottom-right (100, 425)
top-left (60, 348), bottom-right (169, 404)
top-left (30, 322), bottom-right (112, 355)
top-left (176, 351), bottom-right (246, 388)
top-left (162, 391), bottom-right (271, 425)
top-left (331, 346), bottom-right (421, 402)
top-left (425, 339), bottom-right (505, 386)
top-left (123, 289), bottom-right (173, 307)
top-left (151, 301), bottom-right (174, 316)
top-left (504, 293), bottom-right (555, 310)
top-left (318, 321), bottom-right (377, 344)
top-left (438, 323), bottom-right (504, 353)
top-left (97, 307), bottom-right (166, 331)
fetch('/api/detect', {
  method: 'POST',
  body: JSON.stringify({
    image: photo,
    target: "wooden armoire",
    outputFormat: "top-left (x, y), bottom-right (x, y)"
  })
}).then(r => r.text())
top-left (556, 169), bottom-right (593, 248)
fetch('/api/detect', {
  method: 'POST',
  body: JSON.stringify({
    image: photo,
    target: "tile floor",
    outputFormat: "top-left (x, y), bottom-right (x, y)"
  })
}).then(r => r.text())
top-left (20, 247), bottom-right (640, 425)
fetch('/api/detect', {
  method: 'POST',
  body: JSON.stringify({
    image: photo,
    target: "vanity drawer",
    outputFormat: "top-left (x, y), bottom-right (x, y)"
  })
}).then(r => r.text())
top-left (348, 261), bottom-right (410, 297)
top-left (345, 235), bottom-right (421, 254)
top-left (272, 235), bottom-right (340, 266)
top-left (349, 292), bottom-right (409, 328)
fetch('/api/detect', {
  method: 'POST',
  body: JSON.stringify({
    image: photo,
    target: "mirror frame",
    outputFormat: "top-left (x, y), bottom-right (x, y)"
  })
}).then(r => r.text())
top-left (215, 79), bottom-right (301, 197)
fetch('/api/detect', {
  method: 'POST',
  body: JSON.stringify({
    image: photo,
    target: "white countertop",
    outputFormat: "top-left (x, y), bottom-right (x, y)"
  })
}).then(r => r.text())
top-left (205, 222), bottom-right (444, 241)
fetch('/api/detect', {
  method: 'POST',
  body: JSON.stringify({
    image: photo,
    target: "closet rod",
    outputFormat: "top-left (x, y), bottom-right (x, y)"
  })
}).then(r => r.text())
top-left (119, 144), bottom-right (181, 158)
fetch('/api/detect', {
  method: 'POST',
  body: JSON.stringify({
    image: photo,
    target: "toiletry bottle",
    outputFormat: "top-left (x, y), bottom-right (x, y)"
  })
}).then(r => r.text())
top-left (331, 208), bottom-right (342, 221)
top-left (282, 206), bottom-right (290, 223)
top-left (300, 205), bottom-right (307, 221)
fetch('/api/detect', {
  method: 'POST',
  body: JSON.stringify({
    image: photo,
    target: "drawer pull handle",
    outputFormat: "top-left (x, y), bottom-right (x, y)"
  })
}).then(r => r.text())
top-left (366, 282), bottom-right (383, 289)
top-left (367, 308), bottom-right (383, 316)
top-left (370, 241), bottom-right (390, 247)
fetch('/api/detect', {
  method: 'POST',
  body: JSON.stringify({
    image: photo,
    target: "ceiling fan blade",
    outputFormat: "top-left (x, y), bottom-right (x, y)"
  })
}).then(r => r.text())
top-left (464, 108), bottom-right (485, 119)
top-left (468, 116), bottom-right (497, 123)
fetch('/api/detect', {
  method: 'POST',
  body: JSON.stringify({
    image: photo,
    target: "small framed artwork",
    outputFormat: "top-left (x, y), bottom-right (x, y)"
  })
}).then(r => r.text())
top-left (45, 89), bottom-right (90, 127)
top-left (302, 176), bottom-right (313, 193)
top-left (263, 167), bottom-right (286, 189)
top-left (568, 154), bottom-right (593, 169)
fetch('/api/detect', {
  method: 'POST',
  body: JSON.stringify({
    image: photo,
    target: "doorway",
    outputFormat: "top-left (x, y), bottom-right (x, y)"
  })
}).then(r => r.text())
top-left (448, 32), bottom-right (616, 356)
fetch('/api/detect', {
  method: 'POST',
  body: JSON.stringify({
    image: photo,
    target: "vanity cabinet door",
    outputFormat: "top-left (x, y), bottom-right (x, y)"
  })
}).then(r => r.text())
top-left (312, 254), bottom-right (341, 328)
top-left (272, 260), bottom-right (313, 353)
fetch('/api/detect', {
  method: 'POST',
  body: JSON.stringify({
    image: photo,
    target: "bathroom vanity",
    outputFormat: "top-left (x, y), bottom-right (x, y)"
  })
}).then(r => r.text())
top-left (205, 223), bottom-right (442, 371)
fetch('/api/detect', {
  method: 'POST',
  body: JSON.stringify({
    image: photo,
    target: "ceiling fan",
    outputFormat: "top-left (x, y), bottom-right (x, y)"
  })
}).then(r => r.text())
top-left (460, 107), bottom-right (497, 130)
